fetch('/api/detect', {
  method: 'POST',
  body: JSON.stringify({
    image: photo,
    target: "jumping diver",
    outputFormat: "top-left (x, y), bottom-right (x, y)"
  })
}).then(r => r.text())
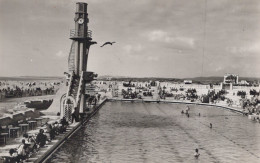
top-left (100, 42), bottom-right (116, 47)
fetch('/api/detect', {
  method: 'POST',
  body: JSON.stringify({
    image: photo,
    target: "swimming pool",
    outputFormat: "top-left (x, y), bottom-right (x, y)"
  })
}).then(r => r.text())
top-left (47, 102), bottom-right (260, 163)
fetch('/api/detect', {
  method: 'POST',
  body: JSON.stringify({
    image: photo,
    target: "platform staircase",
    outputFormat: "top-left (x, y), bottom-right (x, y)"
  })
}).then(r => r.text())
top-left (68, 41), bottom-right (75, 72)
top-left (63, 71), bottom-right (84, 122)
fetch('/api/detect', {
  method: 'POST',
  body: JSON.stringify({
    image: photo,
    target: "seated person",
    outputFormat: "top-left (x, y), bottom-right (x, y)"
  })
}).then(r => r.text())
top-left (16, 139), bottom-right (29, 161)
top-left (23, 133), bottom-right (37, 154)
top-left (53, 121), bottom-right (60, 134)
top-left (36, 129), bottom-right (49, 147)
top-left (49, 124), bottom-right (56, 140)
top-left (60, 117), bottom-right (69, 126)
top-left (59, 118), bottom-right (69, 133)
top-left (4, 148), bottom-right (19, 163)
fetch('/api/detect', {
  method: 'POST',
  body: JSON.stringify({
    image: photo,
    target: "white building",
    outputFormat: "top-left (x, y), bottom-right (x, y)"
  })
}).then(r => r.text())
top-left (240, 80), bottom-right (249, 85)
top-left (184, 80), bottom-right (192, 84)
top-left (223, 74), bottom-right (239, 84)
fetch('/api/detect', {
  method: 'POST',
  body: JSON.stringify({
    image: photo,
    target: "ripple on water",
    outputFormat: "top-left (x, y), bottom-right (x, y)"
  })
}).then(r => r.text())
top-left (47, 102), bottom-right (260, 163)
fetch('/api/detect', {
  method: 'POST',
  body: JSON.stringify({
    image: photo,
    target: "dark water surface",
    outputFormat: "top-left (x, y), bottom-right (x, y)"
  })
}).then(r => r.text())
top-left (48, 102), bottom-right (260, 163)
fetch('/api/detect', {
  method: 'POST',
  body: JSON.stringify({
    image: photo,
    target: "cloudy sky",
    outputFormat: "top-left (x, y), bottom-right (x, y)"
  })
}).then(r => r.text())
top-left (0, 0), bottom-right (260, 78)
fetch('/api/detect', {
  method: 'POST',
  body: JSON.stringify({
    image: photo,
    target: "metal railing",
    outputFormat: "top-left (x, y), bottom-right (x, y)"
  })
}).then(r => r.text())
top-left (66, 72), bottom-right (74, 99)
top-left (70, 29), bottom-right (92, 38)
top-left (76, 71), bottom-right (84, 107)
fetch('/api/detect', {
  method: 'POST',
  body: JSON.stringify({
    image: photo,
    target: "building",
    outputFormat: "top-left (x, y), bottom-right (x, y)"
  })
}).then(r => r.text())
top-left (240, 80), bottom-right (249, 85)
top-left (223, 74), bottom-right (239, 84)
top-left (184, 80), bottom-right (192, 84)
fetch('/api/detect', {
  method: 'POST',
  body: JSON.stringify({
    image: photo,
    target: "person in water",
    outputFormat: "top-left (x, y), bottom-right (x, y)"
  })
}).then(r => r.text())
top-left (181, 110), bottom-right (184, 114)
top-left (199, 113), bottom-right (200, 117)
top-left (186, 105), bottom-right (190, 111)
top-left (210, 123), bottom-right (212, 128)
top-left (194, 148), bottom-right (200, 158)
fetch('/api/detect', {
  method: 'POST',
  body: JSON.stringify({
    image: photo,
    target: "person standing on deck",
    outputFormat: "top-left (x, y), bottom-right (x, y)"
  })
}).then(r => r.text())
top-left (71, 108), bottom-right (78, 123)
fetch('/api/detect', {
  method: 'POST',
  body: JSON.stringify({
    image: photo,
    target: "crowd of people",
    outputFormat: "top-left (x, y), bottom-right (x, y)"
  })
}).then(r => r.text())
top-left (122, 89), bottom-right (142, 99)
top-left (0, 81), bottom-right (60, 100)
top-left (2, 117), bottom-right (69, 163)
top-left (241, 98), bottom-right (260, 115)
top-left (86, 94), bottom-right (101, 106)
top-left (120, 83), bottom-right (260, 115)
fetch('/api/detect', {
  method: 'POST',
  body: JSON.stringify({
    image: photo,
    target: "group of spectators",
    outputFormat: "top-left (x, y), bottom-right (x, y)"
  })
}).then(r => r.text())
top-left (241, 98), bottom-right (259, 114)
top-left (121, 88), bottom-right (143, 99)
top-left (87, 94), bottom-right (101, 106)
top-left (0, 81), bottom-right (60, 100)
top-left (3, 117), bottom-right (69, 163)
top-left (119, 82), bottom-right (260, 113)
top-left (122, 82), bottom-right (136, 87)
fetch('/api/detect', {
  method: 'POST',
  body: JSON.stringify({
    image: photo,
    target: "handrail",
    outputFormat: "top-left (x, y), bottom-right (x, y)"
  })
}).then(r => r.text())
top-left (70, 29), bottom-right (92, 38)
top-left (88, 30), bottom-right (92, 38)
top-left (66, 72), bottom-right (74, 100)
top-left (75, 71), bottom-right (84, 106)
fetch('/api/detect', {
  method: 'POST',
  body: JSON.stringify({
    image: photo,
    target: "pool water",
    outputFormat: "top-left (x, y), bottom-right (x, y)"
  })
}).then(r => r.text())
top-left (48, 102), bottom-right (260, 163)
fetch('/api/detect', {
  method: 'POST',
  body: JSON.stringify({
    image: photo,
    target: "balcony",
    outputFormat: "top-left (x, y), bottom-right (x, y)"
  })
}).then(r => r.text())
top-left (70, 29), bottom-right (92, 40)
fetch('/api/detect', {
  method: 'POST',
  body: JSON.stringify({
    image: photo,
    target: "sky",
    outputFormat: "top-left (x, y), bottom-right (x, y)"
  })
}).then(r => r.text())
top-left (0, 0), bottom-right (260, 78)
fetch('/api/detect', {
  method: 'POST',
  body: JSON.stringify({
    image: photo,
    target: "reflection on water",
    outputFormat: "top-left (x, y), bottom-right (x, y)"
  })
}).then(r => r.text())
top-left (48, 102), bottom-right (260, 163)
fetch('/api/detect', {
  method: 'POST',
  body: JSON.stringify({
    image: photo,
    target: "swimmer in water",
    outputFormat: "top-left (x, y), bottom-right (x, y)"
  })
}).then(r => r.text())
top-left (210, 123), bottom-right (212, 128)
top-left (185, 106), bottom-right (190, 113)
top-left (194, 148), bottom-right (200, 158)
top-left (186, 105), bottom-right (190, 111)
top-left (181, 110), bottom-right (184, 114)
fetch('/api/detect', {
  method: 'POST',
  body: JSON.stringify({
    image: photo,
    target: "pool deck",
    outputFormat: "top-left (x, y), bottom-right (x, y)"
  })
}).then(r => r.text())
top-left (108, 97), bottom-right (245, 114)
top-left (34, 98), bottom-right (107, 163)
top-left (0, 98), bottom-right (107, 163)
